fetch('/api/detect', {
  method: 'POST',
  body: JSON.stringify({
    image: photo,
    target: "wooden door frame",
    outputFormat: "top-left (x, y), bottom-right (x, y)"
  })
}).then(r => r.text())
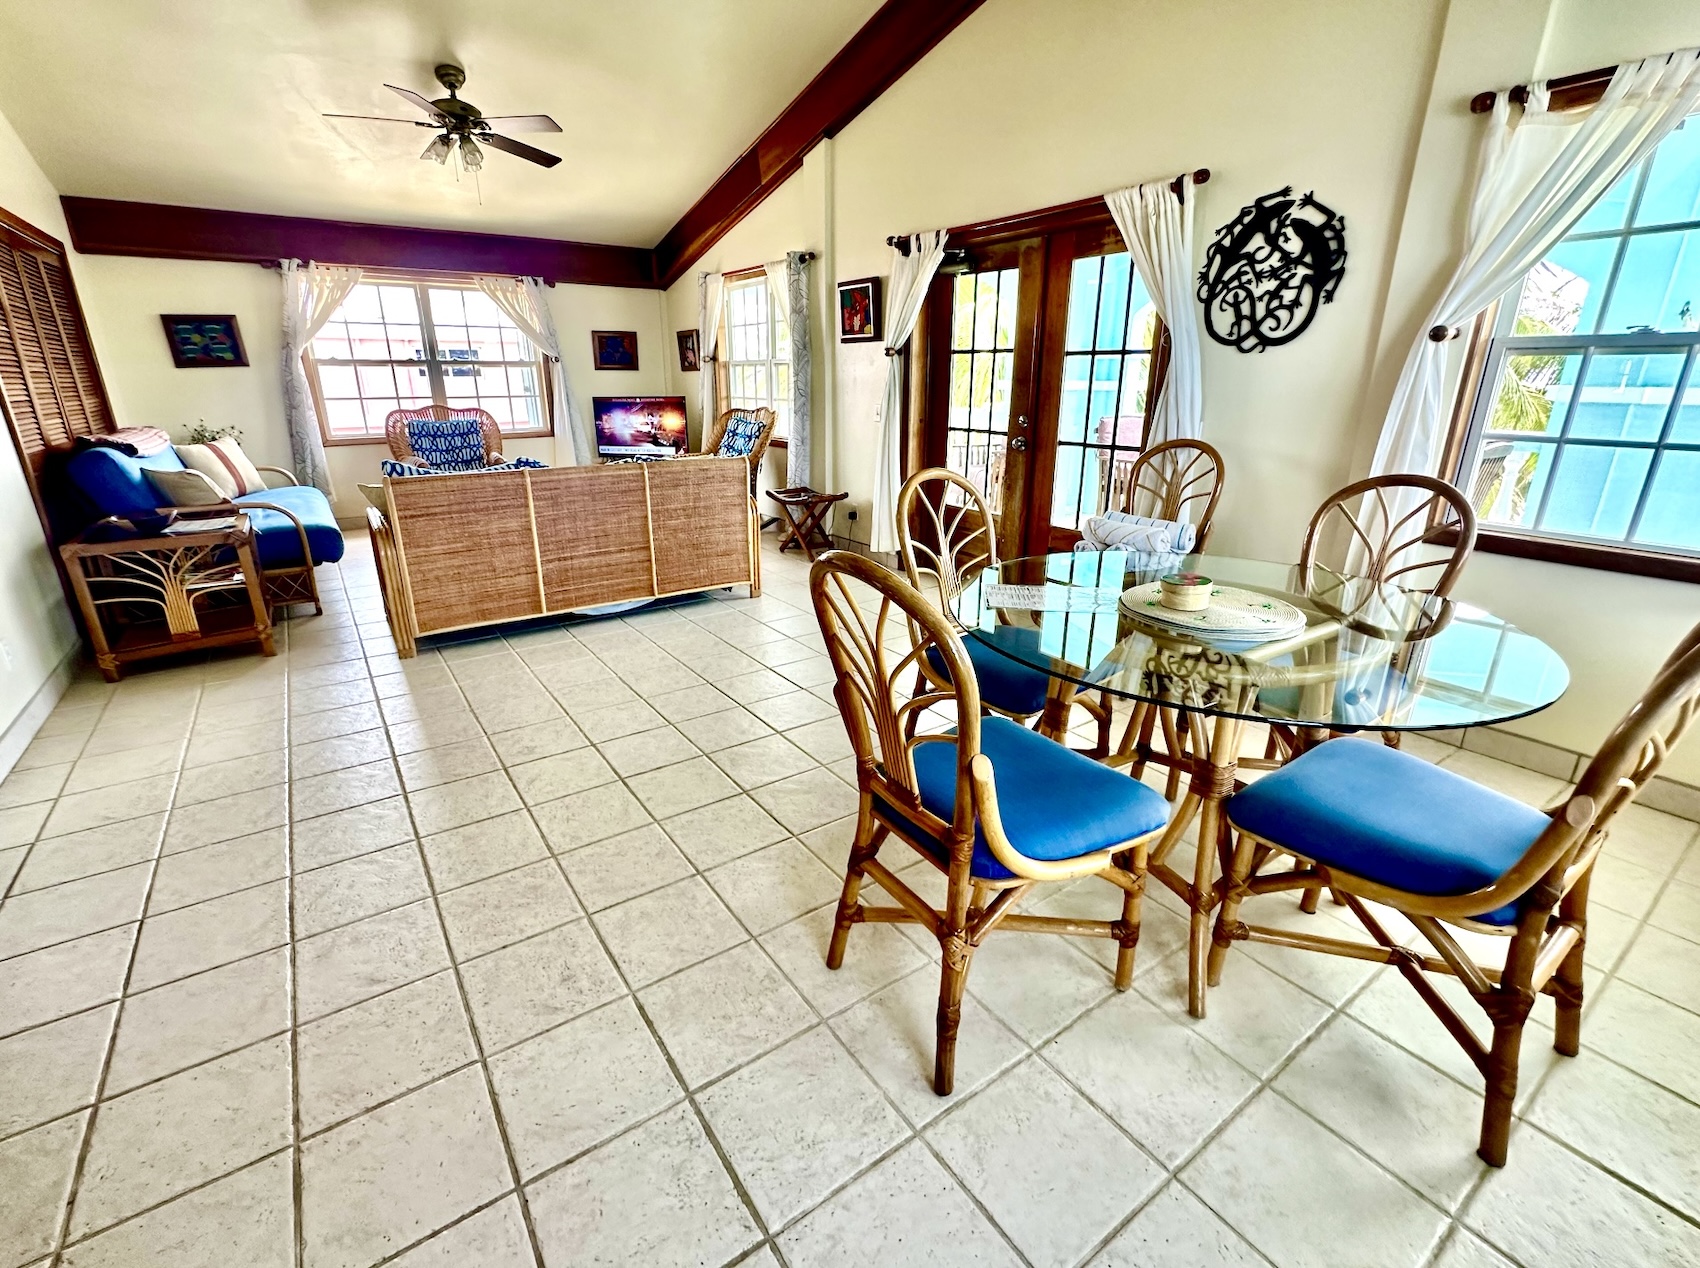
top-left (911, 194), bottom-right (1170, 557)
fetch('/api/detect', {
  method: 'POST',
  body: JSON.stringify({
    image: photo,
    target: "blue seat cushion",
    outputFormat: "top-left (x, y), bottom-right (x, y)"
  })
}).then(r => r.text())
top-left (885, 715), bottom-right (1170, 881)
top-left (235, 486), bottom-right (345, 568)
top-left (1226, 738), bottom-right (1550, 925)
top-left (66, 447), bottom-right (189, 521)
top-left (926, 627), bottom-right (1055, 717)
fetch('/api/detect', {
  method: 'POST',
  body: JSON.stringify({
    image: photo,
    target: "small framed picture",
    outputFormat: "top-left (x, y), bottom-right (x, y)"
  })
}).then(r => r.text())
top-left (837, 277), bottom-right (882, 343)
top-left (160, 314), bottom-right (248, 368)
top-left (591, 330), bottom-right (640, 371)
top-left (676, 330), bottom-right (701, 372)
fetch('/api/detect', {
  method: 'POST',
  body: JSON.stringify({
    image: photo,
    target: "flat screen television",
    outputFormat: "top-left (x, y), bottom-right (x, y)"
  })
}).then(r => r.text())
top-left (592, 396), bottom-right (689, 460)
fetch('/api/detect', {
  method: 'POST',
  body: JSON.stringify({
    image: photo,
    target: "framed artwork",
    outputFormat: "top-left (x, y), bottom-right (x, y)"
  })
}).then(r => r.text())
top-left (160, 314), bottom-right (248, 368)
top-left (837, 277), bottom-right (882, 343)
top-left (676, 329), bottom-right (701, 372)
top-left (591, 330), bottom-right (640, 371)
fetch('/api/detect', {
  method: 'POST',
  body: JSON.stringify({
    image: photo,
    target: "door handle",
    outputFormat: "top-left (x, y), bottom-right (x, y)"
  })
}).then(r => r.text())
top-left (1009, 436), bottom-right (1029, 452)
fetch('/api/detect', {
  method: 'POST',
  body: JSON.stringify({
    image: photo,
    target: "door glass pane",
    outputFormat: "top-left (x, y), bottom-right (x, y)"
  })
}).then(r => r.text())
top-left (1051, 251), bottom-right (1155, 532)
top-left (943, 267), bottom-right (1018, 514)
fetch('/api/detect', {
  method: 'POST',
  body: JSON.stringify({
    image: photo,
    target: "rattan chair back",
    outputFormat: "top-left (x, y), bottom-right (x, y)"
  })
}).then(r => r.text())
top-left (1118, 439), bottom-right (1227, 549)
top-left (809, 549), bottom-right (981, 839)
top-left (1299, 473), bottom-right (1477, 599)
top-left (384, 405), bottom-right (503, 465)
top-left (894, 468), bottom-right (1000, 613)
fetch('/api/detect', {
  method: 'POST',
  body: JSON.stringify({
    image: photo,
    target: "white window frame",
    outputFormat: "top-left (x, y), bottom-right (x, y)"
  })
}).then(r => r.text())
top-left (304, 275), bottom-right (552, 445)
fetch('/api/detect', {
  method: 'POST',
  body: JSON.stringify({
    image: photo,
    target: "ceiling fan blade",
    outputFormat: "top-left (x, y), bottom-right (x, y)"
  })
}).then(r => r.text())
top-left (384, 84), bottom-right (448, 121)
top-left (323, 113), bottom-right (433, 125)
top-left (480, 114), bottom-right (562, 133)
top-left (480, 133), bottom-right (562, 168)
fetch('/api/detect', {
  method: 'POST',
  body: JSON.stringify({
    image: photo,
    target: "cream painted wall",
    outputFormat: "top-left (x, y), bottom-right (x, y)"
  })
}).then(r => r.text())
top-left (72, 260), bottom-right (674, 522)
top-left (0, 109), bottom-right (81, 747)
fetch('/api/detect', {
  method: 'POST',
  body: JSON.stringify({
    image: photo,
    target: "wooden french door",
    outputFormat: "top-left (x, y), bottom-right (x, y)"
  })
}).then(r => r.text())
top-left (917, 207), bottom-right (1167, 558)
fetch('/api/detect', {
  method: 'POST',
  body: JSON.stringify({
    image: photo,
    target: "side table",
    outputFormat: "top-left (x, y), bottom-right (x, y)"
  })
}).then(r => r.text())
top-left (766, 487), bottom-right (847, 561)
top-left (60, 513), bottom-right (276, 681)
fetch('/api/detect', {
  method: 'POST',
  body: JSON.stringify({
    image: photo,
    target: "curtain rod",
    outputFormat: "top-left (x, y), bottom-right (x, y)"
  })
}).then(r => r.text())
top-left (884, 169), bottom-right (1211, 253)
top-left (1470, 62), bottom-right (1614, 113)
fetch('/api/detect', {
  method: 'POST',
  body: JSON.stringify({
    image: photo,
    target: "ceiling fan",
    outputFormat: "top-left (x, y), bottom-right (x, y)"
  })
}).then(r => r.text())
top-left (325, 64), bottom-right (562, 170)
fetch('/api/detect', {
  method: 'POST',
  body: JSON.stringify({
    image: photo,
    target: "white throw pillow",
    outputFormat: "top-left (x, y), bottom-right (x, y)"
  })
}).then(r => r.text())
top-left (145, 467), bottom-right (229, 507)
top-left (175, 437), bottom-right (264, 497)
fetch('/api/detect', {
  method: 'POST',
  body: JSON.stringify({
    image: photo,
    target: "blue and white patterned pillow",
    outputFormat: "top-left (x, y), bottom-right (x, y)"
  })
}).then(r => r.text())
top-left (716, 412), bottom-right (767, 459)
top-left (408, 416), bottom-right (487, 471)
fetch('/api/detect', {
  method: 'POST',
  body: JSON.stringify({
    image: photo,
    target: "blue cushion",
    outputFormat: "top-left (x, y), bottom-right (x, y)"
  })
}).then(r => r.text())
top-left (235, 486), bottom-right (345, 568)
top-left (715, 412), bottom-right (767, 459)
top-left (889, 715), bottom-right (1170, 881)
top-left (408, 416), bottom-right (488, 471)
top-left (66, 447), bottom-right (189, 521)
top-left (1226, 738), bottom-right (1550, 925)
top-left (926, 627), bottom-right (1055, 717)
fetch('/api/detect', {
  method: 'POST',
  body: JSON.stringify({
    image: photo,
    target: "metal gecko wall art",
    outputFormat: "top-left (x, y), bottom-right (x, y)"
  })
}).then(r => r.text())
top-left (1196, 187), bottom-right (1347, 353)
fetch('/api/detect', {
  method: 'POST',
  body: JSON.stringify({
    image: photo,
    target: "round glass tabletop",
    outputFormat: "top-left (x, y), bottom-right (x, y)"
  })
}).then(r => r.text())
top-left (952, 551), bottom-right (1569, 731)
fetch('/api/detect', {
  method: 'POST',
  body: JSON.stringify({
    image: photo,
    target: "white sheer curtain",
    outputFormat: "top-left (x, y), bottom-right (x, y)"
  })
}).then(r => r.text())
top-left (1104, 176), bottom-right (1204, 453)
top-left (1369, 48), bottom-right (1700, 511)
top-left (698, 271), bottom-right (726, 439)
top-left (869, 230), bottom-right (949, 553)
top-left (474, 275), bottom-right (591, 466)
top-left (763, 254), bottom-right (813, 487)
top-left (280, 259), bottom-right (361, 495)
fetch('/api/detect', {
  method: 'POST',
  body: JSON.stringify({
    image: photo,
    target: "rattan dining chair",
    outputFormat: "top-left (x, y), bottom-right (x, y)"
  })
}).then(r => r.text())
top-left (1096, 439), bottom-right (1227, 767)
top-left (896, 468), bottom-right (1072, 740)
top-left (1296, 472), bottom-right (1477, 602)
top-left (1213, 619), bottom-right (1700, 1165)
top-left (810, 550), bottom-right (1168, 1094)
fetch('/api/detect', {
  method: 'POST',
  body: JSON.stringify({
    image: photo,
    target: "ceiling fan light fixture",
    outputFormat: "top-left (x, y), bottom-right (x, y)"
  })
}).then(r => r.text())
top-left (459, 135), bottom-right (484, 172)
top-left (421, 134), bottom-right (452, 164)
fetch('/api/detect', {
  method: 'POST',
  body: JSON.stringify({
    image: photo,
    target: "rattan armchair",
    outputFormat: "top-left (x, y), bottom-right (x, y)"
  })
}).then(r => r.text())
top-left (690, 407), bottom-right (777, 496)
top-left (811, 550), bottom-right (1167, 1094)
top-left (1214, 619), bottom-right (1700, 1165)
top-left (385, 405), bottom-right (507, 470)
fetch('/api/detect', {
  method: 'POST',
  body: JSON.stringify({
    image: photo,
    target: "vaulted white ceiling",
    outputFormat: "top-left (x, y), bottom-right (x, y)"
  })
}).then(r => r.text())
top-left (0, 0), bottom-right (882, 246)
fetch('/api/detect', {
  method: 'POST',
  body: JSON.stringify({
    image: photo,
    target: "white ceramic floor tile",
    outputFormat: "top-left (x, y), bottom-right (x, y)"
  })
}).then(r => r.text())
top-left (437, 859), bottom-right (583, 960)
top-left (385, 1195), bottom-right (533, 1268)
top-left (704, 839), bottom-right (844, 934)
top-left (778, 1139), bottom-right (1020, 1267)
top-left (639, 942), bottom-right (815, 1088)
top-left (487, 996), bottom-right (680, 1177)
top-left (1086, 1182), bottom-right (1267, 1267)
top-left (1181, 1090), bottom-right (1448, 1268)
top-left (0, 1112), bottom-right (90, 1268)
top-left (106, 949), bottom-right (289, 1094)
top-left (759, 905), bottom-right (928, 1017)
top-left (557, 823), bottom-right (693, 912)
top-left (926, 1056), bottom-right (1163, 1268)
top-left (419, 810), bottom-right (549, 891)
top-left (459, 920), bottom-right (626, 1053)
top-left (0, 1004), bottom-right (113, 1138)
top-left (591, 875), bottom-right (748, 987)
top-left (659, 795), bottom-right (790, 870)
top-left (526, 1102), bottom-right (760, 1268)
top-left (696, 1026), bottom-right (909, 1228)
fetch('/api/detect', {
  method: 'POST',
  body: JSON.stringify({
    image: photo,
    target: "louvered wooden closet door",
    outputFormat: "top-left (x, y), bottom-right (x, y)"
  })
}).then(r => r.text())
top-left (0, 212), bottom-right (115, 475)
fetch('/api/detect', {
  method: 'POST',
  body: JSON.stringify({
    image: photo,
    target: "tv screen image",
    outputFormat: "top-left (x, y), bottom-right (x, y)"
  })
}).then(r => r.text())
top-left (593, 396), bottom-right (688, 460)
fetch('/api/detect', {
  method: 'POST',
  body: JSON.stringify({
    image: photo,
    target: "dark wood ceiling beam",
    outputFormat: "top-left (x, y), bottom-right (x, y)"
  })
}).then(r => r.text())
top-left (652, 0), bottom-right (989, 289)
top-left (60, 197), bottom-right (658, 289)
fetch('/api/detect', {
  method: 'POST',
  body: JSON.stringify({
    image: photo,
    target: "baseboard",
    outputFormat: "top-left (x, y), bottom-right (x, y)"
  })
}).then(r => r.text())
top-left (0, 648), bottom-right (79, 783)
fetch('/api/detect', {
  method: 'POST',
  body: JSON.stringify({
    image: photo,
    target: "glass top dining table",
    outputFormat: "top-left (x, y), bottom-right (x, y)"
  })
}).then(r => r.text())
top-left (951, 551), bottom-right (1570, 734)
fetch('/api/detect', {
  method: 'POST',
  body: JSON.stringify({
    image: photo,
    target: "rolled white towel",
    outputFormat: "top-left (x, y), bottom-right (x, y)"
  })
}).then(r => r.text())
top-left (1073, 512), bottom-right (1197, 554)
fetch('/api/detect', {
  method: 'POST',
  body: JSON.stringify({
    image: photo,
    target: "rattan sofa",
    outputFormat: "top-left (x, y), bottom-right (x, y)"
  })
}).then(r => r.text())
top-left (366, 456), bottom-right (760, 656)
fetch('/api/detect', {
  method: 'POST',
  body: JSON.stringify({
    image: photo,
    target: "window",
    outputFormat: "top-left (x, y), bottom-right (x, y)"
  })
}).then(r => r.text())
top-left (1455, 119), bottom-right (1700, 564)
top-left (721, 274), bottom-right (789, 437)
top-left (305, 278), bottom-right (550, 442)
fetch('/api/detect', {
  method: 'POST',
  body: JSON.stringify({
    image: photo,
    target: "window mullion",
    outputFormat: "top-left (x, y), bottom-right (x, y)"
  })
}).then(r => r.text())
top-left (1625, 342), bottom-right (1698, 542)
top-left (417, 282), bottom-right (447, 405)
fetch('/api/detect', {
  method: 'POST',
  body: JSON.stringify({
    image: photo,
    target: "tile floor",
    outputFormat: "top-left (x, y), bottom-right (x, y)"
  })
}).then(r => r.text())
top-left (1, 533), bottom-right (1699, 1268)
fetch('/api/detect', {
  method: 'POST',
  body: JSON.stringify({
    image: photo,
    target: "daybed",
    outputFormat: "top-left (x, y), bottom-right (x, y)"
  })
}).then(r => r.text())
top-left (64, 445), bottom-right (345, 613)
top-left (366, 455), bottom-right (759, 656)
